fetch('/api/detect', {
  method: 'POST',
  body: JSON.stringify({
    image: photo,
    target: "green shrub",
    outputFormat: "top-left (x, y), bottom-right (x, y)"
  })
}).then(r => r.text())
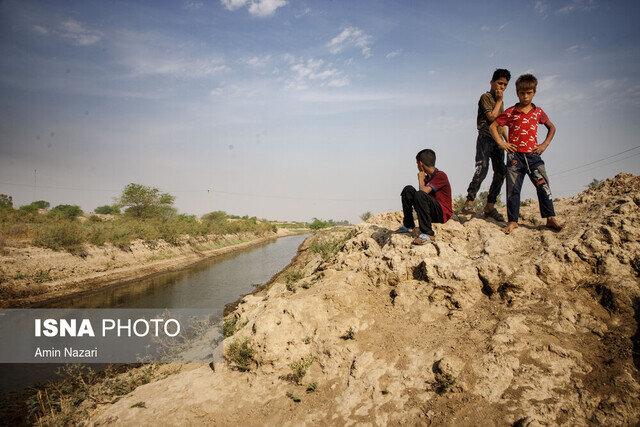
top-left (33, 221), bottom-right (86, 255)
top-left (0, 194), bottom-right (13, 210)
top-left (310, 237), bottom-right (345, 261)
top-left (288, 356), bottom-right (314, 384)
top-left (309, 218), bottom-right (335, 230)
top-left (19, 204), bottom-right (39, 215)
top-left (225, 337), bottom-right (254, 371)
top-left (223, 316), bottom-right (238, 338)
top-left (360, 211), bottom-right (372, 222)
top-left (202, 211), bottom-right (228, 222)
top-left (49, 205), bottom-right (83, 220)
top-left (33, 270), bottom-right (52, 283)
top-left (94, 205), bottom-right (120, 214)
top-left (31, 200), bottom-right (50, 210)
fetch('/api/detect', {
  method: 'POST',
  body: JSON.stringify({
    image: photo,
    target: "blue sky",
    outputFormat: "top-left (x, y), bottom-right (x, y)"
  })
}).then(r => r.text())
top-left (1, 0), bottom-right (639, 222)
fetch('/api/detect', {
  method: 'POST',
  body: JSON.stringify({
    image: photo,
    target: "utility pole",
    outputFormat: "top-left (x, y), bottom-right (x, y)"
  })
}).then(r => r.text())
top-left (33, 169), bottom-right (37, 202)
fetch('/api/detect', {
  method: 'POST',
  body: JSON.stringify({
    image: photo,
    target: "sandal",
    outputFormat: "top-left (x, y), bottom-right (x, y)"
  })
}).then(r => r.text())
top-left (412, 234), bottom-right (432, 245)
top-left (484, 208), bottom-right (505, 223)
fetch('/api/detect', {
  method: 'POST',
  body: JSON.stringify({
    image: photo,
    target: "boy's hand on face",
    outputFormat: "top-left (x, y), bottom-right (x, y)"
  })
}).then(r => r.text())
top-left (418, 171), bottom-right (426, 183)
top-left (495, 89), bottom-right (504, 100)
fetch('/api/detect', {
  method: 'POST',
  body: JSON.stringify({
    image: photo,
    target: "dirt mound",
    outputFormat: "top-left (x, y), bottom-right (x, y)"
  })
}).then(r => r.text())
top-left (86, 173), bottom-right (639, 425)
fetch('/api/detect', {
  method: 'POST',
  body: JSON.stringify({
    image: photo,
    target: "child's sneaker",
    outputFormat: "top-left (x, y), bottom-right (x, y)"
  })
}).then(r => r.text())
top-left (395, 225), bottom-right (412, 234)
top-left (411, 233), bottom-right (431, 245)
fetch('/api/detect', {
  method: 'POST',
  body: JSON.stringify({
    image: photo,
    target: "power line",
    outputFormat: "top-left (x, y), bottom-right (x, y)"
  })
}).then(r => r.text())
top-left (3, 146), bottom-right (638, 202)
top-left (0, 181), bottom-right (397, 202)
top-left (213, 190), bottom-right (396, 202)
top-left (551, 151), bottom-right (640, 180)
top-left (550, 145), bottom-right (640, 178)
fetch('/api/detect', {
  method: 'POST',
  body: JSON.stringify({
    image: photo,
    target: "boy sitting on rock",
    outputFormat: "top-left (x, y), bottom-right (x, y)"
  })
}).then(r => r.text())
top-left (489, 74), bottom-right (563, 234)
top-left (398, 149), bottom-right (453, 245)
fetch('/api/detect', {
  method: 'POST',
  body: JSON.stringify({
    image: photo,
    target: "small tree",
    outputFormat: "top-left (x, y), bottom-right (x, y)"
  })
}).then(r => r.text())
top-left (360, 211), bottom-right (372, 222)
top-left (117, 183), bottom-right (176, 219)
top-left (0, 194), bottom-right (12, 210)
top-left (94, 205), bottom-right (120, 214)
top-left (202, 211), bottom-right (228, 222)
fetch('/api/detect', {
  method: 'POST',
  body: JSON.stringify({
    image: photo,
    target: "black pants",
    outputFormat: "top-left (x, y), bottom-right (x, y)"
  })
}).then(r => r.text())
top-left (401, 185), bottom-right (443, 235)
top-left (466, 134), bottom-right (506, 204)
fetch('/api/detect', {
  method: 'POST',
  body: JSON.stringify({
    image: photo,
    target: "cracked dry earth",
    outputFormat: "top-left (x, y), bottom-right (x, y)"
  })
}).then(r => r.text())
top-left (89, 173), bottom-right (640, 426)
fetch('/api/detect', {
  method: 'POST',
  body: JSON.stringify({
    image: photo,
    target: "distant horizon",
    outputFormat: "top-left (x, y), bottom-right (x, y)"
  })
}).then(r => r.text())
top-left (2, 0), bottom-right (639, 223)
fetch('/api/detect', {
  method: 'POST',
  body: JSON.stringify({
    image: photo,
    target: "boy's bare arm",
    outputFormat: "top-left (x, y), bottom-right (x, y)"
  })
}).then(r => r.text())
top-left (533, 120), bottom-right (556, 154)
top-left (500, 125), bottom-right (508, 140)
top-left (417, 171), bottom-right (432, 193)
top-left (490, 121), bottom-right (516, 152)
top-left (484, 90), bottom-right (504, 121)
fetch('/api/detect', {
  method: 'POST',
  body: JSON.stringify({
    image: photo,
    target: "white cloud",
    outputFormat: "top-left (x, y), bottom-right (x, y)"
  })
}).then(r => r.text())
top-left (243, 55), bottom-right (271, 67)
top-left (327, 26), bottom-right (372, 58)
top-left (184, 1), bottom-right (204, 10)
top-left (385, 49), bottom-right (402, 59)
top-left (113, 31), bottom-right (228, 78)
top-left (285, 57), bottom-right (349, 90)
top-left (211, 82), bottom-right (257, 98)
top-left (326, 77), bottom-right (349, 88)
top-left (534, 0), bottom-right (549, 15)
top-left (480, 25), bottom-right (490, 31)
top-left (59, 19), bottom-right (103, 46)
top-left (32, 25), bottom-right (48, 35)
top-left (30, 18), bottom-right (102, 46)
top-left (221, 0), bottom-right (247, 10)
top-left (567, 44), bottom-right (582, 53)
top-left (220, 0), bottom-right (287, 17)
top-left (557, 0), bottom-right (598, 14)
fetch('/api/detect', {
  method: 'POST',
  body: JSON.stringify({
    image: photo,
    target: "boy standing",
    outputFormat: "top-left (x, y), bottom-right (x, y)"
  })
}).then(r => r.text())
top-left (398, 149), bottom-right (453, 245)
top-left (461, 68), bottom-right (511, 221)
top-left (489, 74), bottom-right (563, 234)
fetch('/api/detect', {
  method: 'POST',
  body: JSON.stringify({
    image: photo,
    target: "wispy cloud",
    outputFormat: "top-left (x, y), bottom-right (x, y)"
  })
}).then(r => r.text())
top-left (59, 19), bottom-right (103, 46)
top-left (113, 31), bottom-right (227, 78)
top-left (29, 18), bottom-right (103, 46)
top-left (285, 57), bottom-right (349, 90)
top-left (534, 0), bottom-right (550, 16)
top-left (327, 26), bottom-right (372, 58)
top-left (243, 55), bottom-right (271, 67)
top-left (385, 49), bottom-right (402, 59)
top-left (184, 1), bottom-right (204, 10)
top-left (220, 0), bottom-right (287, 17)
top-left (557, 0), bottom-right (598, 14)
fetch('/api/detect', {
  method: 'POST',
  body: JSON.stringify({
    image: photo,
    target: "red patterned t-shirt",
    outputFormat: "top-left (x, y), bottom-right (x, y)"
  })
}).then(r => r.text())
top-left (495, 104), bottom-right (549, 153)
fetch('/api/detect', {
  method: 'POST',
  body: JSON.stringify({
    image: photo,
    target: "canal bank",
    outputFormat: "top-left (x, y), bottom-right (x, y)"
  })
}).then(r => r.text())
top-left (0, 228), bottom-right (308, 308)
top-left (0, 233), bottom-right (312, 424)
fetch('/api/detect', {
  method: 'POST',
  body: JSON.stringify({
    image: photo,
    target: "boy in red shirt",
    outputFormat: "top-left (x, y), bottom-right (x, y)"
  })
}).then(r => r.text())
top-left (398, 149), bottom-right (453, 245)
top-left (489, 74), bottom-right (563, 234)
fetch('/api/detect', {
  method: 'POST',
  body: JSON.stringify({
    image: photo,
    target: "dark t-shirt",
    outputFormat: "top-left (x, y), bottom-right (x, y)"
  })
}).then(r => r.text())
top-left (477, 91), bottom-right (503, 137)
top-left (426, 169), bottom-right (453, 223)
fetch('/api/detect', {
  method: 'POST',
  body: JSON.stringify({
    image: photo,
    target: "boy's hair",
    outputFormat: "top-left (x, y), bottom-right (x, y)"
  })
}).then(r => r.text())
top-left (491, 68), bottom-right (511, 82)
top-left (416, 149), bottom-right (436, 167)
top-left (515, 74), bottom-right (538, 92)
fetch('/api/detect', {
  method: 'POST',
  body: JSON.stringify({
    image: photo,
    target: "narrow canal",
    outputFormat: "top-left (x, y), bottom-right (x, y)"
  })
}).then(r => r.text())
top-left (0, 234), bottom-right (308, 400)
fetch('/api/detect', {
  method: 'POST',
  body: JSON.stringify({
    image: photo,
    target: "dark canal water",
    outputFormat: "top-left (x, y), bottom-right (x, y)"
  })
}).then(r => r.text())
top-left (0, 234), bottom-right (308, 400)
